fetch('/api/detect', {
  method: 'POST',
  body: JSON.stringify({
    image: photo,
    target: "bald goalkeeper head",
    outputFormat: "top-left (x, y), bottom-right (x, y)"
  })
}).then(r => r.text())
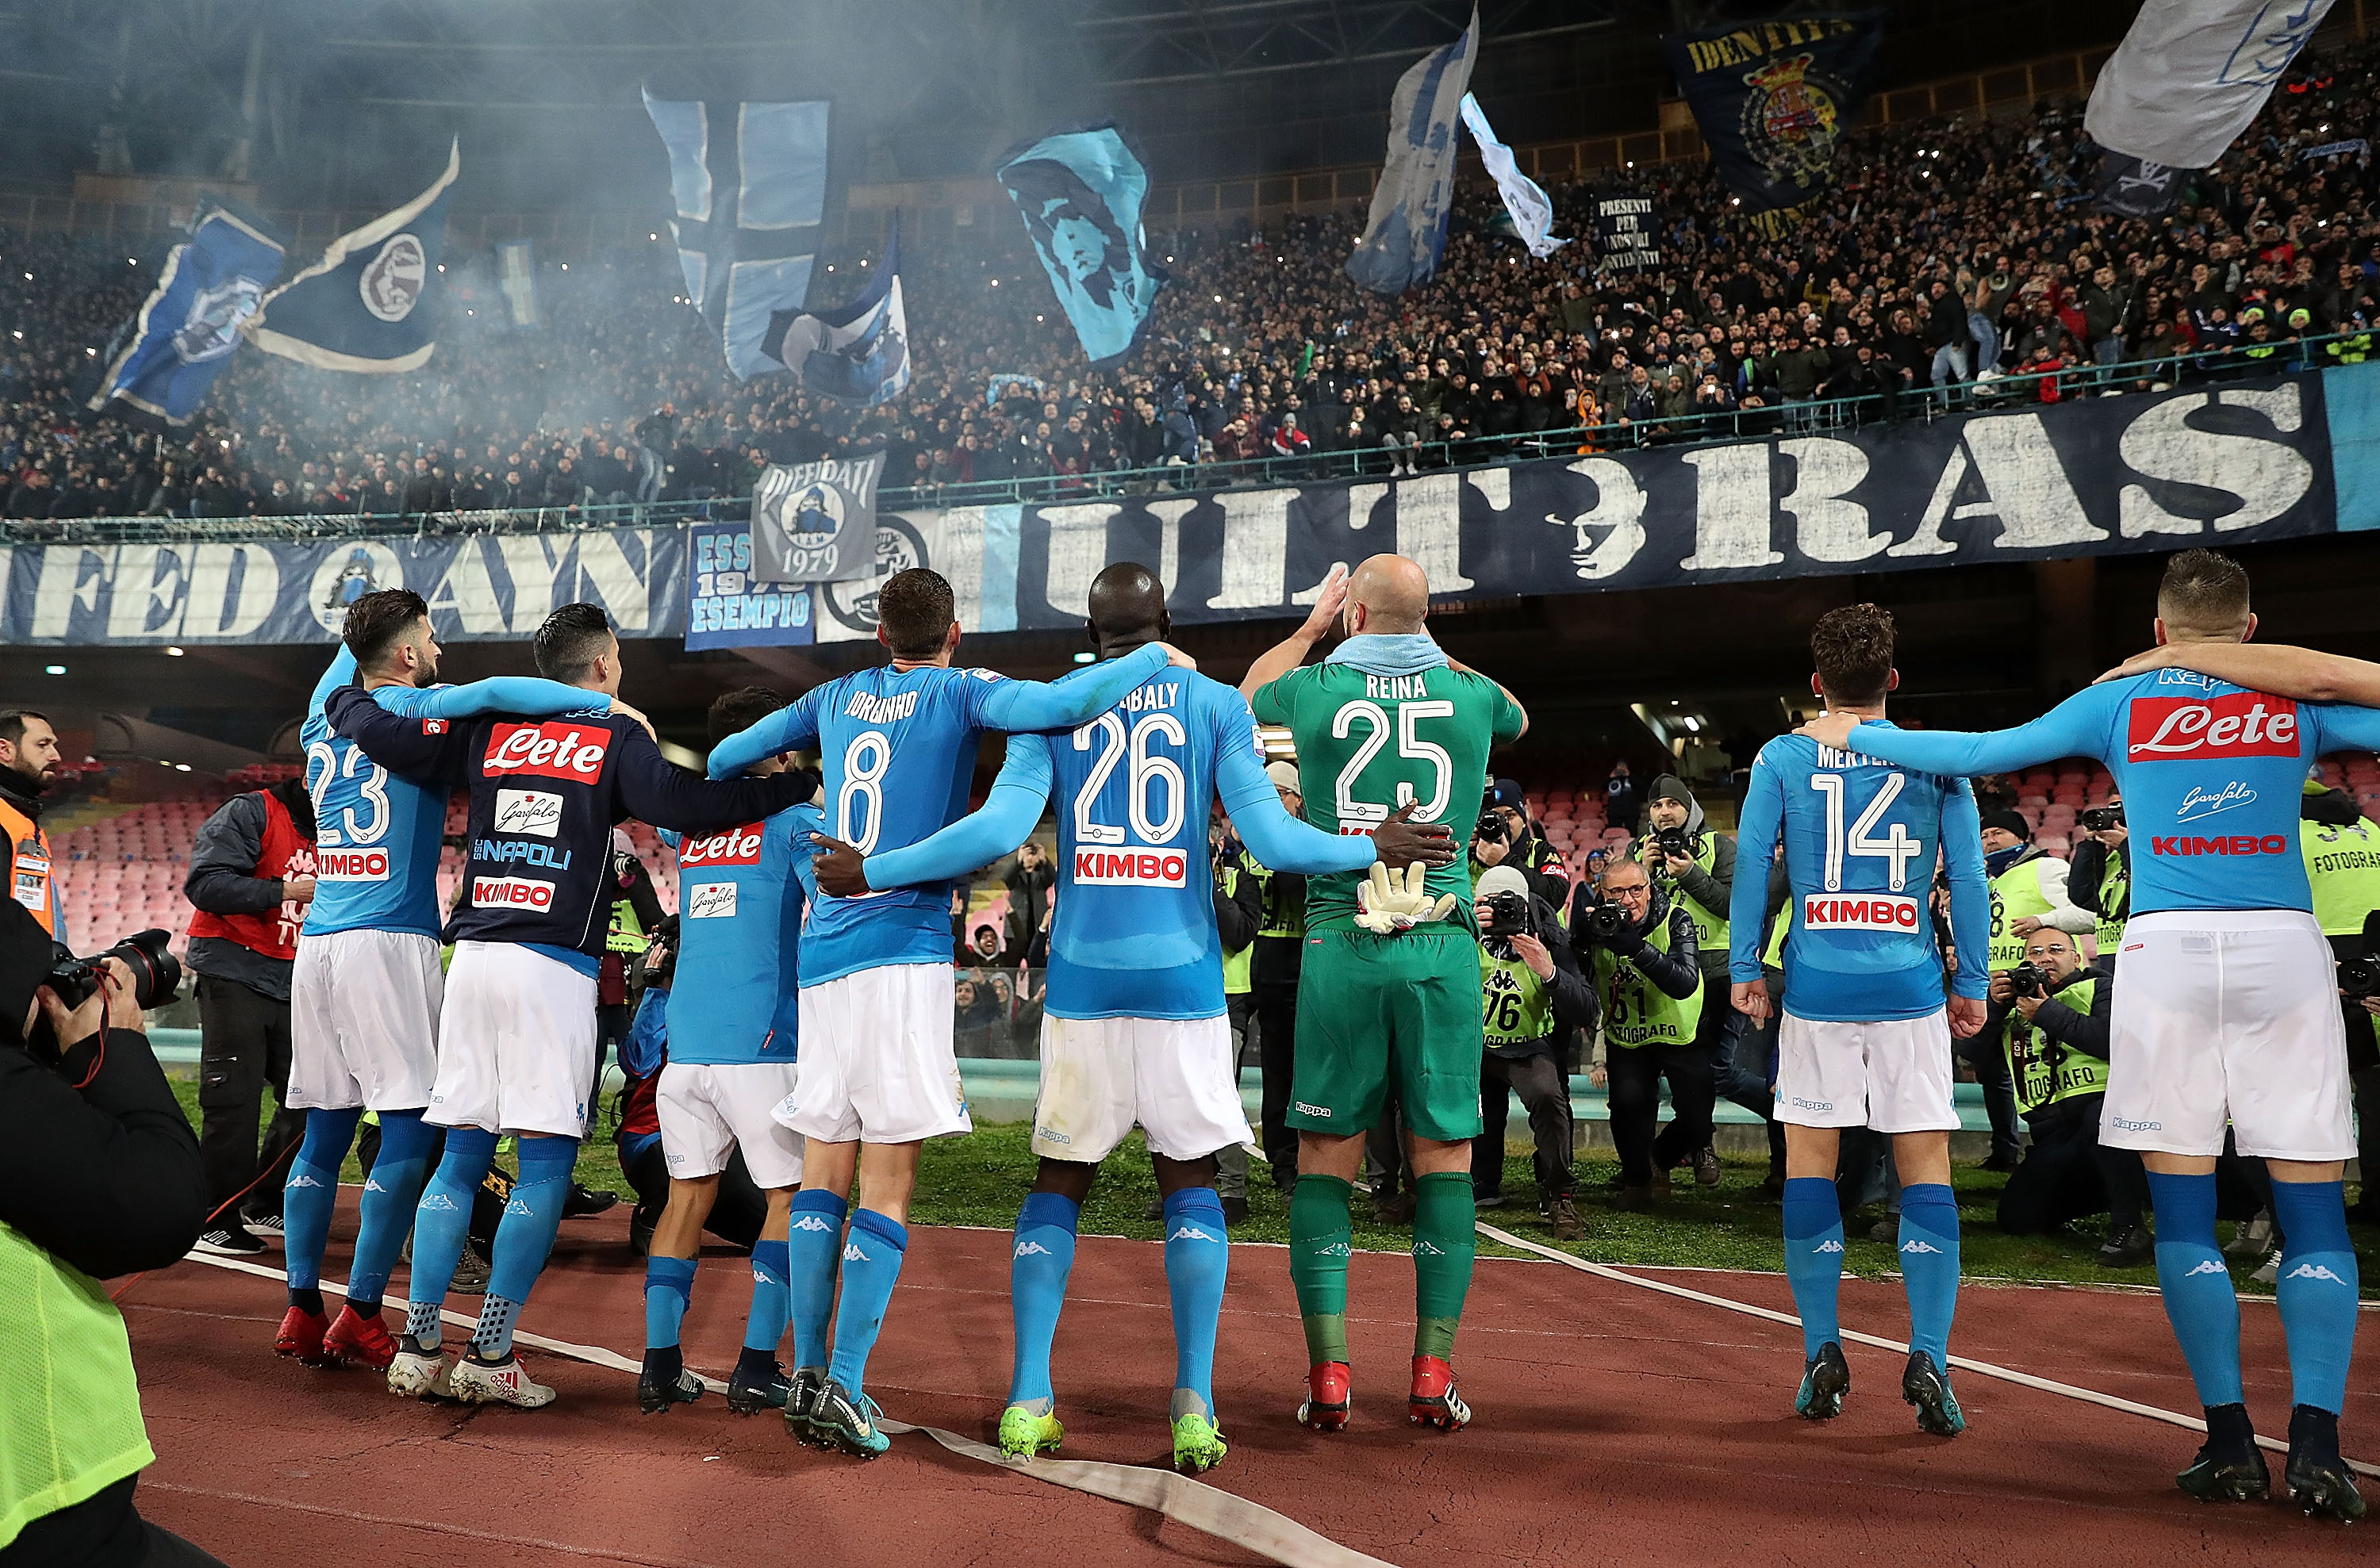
top-left (1342, 554), bottom-right (1429, 638)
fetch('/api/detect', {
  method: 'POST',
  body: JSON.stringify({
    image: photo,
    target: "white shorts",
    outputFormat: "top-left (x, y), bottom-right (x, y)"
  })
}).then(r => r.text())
top-left (2100, 910), bottom-right (2354, 1160)
top-left (1032, 1013), bottom-right (1253, 1164)
top-left (657, 1060), bottom-right (807, 1189)
top-left (1775, 1009), bottom-right (1958, 1134)
top-left (288, 929), bottom-right (442, 1114)
top-left (428, 941), bottom-right (599, 1139)
top-left (780, 964), bottom-right (972, 1145)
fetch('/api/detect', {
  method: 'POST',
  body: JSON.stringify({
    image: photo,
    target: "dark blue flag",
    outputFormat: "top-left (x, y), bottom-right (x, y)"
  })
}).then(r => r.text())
top-left (996, 125), bottom-right (1165, 367)
top-left (1662, 12), bottom-right (1883, 234)
top-left (643, 90), bottom-right (830, 381)
top-left (248, 140), bottom-right (456, 371)
top-left (87, 203), bottom-right (284, 424)
top-left (762, 217), bottom-right (908, 404)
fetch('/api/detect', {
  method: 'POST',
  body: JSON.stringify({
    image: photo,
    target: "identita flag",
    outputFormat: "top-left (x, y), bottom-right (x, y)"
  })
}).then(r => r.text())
top-left (1661, 11), bottom-right (1883, 236)
top-left (643, 90), bottom-right (830, 381)
top-left (1346, 10), bottom-right (1478, 295)
top-left (2086, 0), bottom-right (2332, 201)
top-left (996, 125), bottom-right (1165, 367)
top-left (88, 202), bottom-right (283, 424)
top-left (248, 140), bottom-right (457, 371)
top-left (763, 217), bottom-right (908, 404)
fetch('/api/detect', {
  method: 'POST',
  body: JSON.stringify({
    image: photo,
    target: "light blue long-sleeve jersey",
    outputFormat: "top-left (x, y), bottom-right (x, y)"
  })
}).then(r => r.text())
top-left (865, 665), bottom-right (1373, 1019)
top-left (1845, 671), bottom-right (2380, 916)
top-left (707, 645), bottom-right (1171, 987)
top-left (1729, 725), bottom-right (1991, 1022)
top-left (663, 803), bottom-right (822, 1064)
top-left (299, 646), bottom-right (614, 937)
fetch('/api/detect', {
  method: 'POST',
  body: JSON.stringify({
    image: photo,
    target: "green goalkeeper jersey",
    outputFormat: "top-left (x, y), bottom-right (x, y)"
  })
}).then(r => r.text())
top-left (1251, 650), bottom-right (1524, 933)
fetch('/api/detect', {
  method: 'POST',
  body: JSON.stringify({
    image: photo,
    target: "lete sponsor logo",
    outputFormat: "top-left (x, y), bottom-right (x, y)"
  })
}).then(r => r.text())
top-left (2175, 779), bottom-right (2259, 822)
top-left (493, 788), bottom-right (563, 838)
top-left (483, 721), bottom-right (610, 781)
top-left (2125, 693), bottom-right (2298, 761)
top-left (679, 823), bottom-right (764, 867)
top-left (1073, 847), bottom-right (1188, 888)
top-left (472, 874), bottom-right (555, 910)
top-left (1801, 893), bottom-right (1921, 932)
top-left (316, 846), bottom-right (390, 882)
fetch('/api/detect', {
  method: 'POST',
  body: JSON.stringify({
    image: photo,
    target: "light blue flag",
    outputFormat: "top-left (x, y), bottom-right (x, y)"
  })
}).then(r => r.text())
top-left (996, 125), bottom-right (1166, 367)
top-left (1346, 9), bottom-right (1479, 295)
top-left (87, 203), bottom-right (283, 424)
top-left (496, 240), bottom-right (540, 328)
top-left (643, 90), bottom-right (830, 381)
top-left (1460, 94), bottom-right (1564, 259)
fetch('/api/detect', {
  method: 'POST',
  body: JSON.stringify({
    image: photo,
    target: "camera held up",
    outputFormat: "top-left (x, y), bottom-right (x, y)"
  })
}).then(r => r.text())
top-left (30, 928), bottom-right (181, 1052)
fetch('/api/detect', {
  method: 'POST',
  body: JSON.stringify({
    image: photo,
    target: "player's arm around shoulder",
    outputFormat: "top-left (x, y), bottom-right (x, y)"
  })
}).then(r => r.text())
top-left (322, 684), bottom-right (470, 783)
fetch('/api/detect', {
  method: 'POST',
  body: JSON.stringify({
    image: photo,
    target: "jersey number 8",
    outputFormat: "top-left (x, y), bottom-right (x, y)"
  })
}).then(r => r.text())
top-left (837, 730), bottom-right (893, 853)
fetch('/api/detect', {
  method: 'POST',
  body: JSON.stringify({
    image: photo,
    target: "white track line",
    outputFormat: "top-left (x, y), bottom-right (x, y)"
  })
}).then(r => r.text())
top-left (1474, 1221), bottom-right (2378, 1478)
top-left (168, 1252), bottom-right (1392, 1568)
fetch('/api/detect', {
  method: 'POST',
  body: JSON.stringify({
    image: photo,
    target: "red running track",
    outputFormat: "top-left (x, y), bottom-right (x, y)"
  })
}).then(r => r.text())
top-left (121, 1197), bottom-right (2375, 1567)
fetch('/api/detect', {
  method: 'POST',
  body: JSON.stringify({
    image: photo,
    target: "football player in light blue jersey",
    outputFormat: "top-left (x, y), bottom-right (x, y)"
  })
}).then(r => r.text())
top-left (1731, 605), bottom-right (1990, 1438)
top-left (639, 687), bottom-right (828, 1424)
top-left (812, 563), bottom-right (1455, 1474)
top-left (278, 588), bottom-right (650, 1374)
top-left (1802, 552), bottom-right (2380, 1518)
top-left (704, 566), bottom-right (1197, 1459)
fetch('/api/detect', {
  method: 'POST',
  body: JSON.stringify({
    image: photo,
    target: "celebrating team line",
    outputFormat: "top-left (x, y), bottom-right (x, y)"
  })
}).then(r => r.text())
top-left (267, 544), bottom-right (2367, 1520)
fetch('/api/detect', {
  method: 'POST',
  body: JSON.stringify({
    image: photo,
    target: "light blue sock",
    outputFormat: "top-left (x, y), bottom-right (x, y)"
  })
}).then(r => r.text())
top-left (746, 1240), bottom-right (793, 1354)
top-left (786, 1188), bottom-right (848, 1369)
top-left (349, 1110), bottom-right (436, 1310)
top-left (1161, 1187), bottom-right (1229, 1421)
top-left (2144, 1170), bottom-right (2243, 1407)
top-left (645, 1256), bottom-right (697, 1351)
top-left (1008, 1190), bottom-right (1081, 1409)
top-left (404, 1126), bottom-right (497, 1346)
top-left (1898, 1183), bottom-right (1960, 1371)
top-left (484, 1135), bottom-right (578, 1305)
top-left (1781, 1176), bottom-right (1844, 1361)
top-left (282, 1106), bottom-right (360, 1298)
top-left (827, 1208), bottom-right (908, 1397)
top-left (2269, 1179), bottom-right (2358, 1414)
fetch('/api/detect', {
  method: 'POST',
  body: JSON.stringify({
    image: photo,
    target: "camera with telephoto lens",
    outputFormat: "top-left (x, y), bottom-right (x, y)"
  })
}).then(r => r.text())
top-left (1479, 888), bottom-right (1534, 939)
top-left (2079, 805), bottom-right (2125, 833)
top-left (1653, 825), bottom-right (1696, 861)
top-left (2340, 911), bottom-right (2380, 1001)
top-left (30, 929), bottom-right (181, 1051)
top-left (2008, 960), bottom-right (2052, 1000)
top-left (1583, 901), bottom-right (1627, 943)
top-left (1474, 810), bottom-right (1508, 845)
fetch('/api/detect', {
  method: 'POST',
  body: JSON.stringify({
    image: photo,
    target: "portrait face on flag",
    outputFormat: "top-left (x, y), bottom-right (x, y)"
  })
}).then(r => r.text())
top-left (1008, 160), bottom-right (1134, 308)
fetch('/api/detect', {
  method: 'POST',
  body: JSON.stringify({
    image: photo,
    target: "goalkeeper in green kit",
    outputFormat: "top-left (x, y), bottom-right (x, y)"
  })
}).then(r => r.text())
top-left (1242, 554), bottom-right (1528, 1435)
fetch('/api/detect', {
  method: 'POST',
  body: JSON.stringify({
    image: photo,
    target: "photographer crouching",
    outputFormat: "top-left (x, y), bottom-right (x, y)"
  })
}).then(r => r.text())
top-left (1991, 928), bottom-right (2152, 1266)
top-left (1573, 857), bottom-right (1707, 1209)
top-left (1470, 866), bottom-right (1597, 1239)
top-left (0, 900), bottom-right (221, 1566)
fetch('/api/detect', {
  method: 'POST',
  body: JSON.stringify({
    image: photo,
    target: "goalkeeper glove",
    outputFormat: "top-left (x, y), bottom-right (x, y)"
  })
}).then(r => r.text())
top-left (1353, 861), bottom-right (1459, 935)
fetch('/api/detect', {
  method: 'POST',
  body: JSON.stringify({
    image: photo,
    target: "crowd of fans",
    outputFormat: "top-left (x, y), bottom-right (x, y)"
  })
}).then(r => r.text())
top-left (2, 40), bottom-right (2377, 526)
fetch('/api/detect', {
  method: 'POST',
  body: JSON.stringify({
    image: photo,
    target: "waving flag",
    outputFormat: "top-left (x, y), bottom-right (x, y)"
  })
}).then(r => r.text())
top-left (1460, 94), bottom-right (1564, 259)
top-left (248, 140), bottom-right (457, 371)
top-left (2088, 0), bottom-right (2334, 172)
top-left (996, 125), bottom-right (1165, 367)
top-left (1346, 10), bottom-right (1479, 295)
top-left (643, 90), bottom-right (831, 381)
top-left (88, 203), bottom-right (283, 424)
top-left (1662, 12), bottom-right (1883, 234)
top-left (762, 217), bottom-right (908, 404)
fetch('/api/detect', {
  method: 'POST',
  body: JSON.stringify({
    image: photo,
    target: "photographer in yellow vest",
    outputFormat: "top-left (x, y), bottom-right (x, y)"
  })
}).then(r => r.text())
top-left (2064, 792), bottom-right (2131, 968)
top-left (1974, 808), bottom-right (2096, 1172)
top-left (1575, 857), bottom-right (1706, 1210)
top-left (1471, 865), bottom-right (1597, 1239)
top-left (2301, 776), bottom-right (2380, 1224)
top-left (1990, 928), bottom-right (2152, 1267)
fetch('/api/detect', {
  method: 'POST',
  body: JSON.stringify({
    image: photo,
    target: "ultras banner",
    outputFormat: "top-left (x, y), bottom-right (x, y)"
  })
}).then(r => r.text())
top-left (2, 372), bottom-right (2367, 646)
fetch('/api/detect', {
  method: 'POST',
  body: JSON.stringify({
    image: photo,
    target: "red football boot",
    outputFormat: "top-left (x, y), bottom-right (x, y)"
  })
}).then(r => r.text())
top-left (274, 1305), bottom-right (330, 1363)
top-left (1296, 1361), bottom-right (1352, 1432)
top-left (322, 1305), bottom-right (398, 1371)
top-left (1408, 1355), bottom-right (1472, 1431)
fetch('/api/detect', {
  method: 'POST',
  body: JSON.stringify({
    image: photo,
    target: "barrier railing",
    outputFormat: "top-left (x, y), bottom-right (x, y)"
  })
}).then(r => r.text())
top-left (6, 333), bottom-right (2363, 546)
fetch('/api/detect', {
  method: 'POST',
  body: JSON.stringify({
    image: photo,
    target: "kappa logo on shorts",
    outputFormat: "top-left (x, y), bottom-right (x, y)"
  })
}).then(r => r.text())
top-left (791, 1215), bottom-right (836, 1233)
top-left (363, 1177), bottom-right (387, 1194)
top-left (1035, 1125), bottom-right (1072, 1145)
top-left (1015, 1240), bottom-right (1057, 1258)
top-left (1789, 1096), bottom-right (1833, 1113)
top-left (2112, 1116), bottom-right (2163, 1132)
top-left (1293, 1101), bottom-right (1332, 1118)
top-left (1899, 1239), bottom-right (1943, 1255)
top-left (2287, 1262), bottom-right (2351, 1285)
top-left (2186, 1259), bottom-right (2227, 1276)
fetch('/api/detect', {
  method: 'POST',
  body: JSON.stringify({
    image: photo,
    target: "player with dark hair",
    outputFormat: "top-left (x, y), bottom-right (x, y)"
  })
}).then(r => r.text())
top-left (532, 601), bottom-right (620, 687)
top-left (639, 687), bottom-right (826, 1419)
top-left (1731, 603), bottom-right (1991, 1436)
top-left (1803, 551), bottom-right (2380, 1517)
top-left (706, 567), bottom-right (1199, 1457)
top-left (812, 563), bottom-right (1452, 1471)
top-left (275, 590), bottom-right (649, 1374)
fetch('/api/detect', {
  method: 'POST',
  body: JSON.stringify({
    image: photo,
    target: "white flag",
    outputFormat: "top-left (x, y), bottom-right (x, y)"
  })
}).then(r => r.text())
top-left (1460, 94), bottom-right (1564, 260)
top-left (1346, 10), bottom-right (1479, 294)
top-left (2086, 0), bottom-right (2334, 170)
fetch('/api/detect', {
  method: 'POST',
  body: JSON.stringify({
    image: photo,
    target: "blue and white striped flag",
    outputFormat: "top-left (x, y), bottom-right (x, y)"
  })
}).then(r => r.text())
top-left (1460, 94), bottom-right (1564, 259)
top-left (643, 90), bottom-right (830, 381)
top-left (87, 202), bottom-right (283, 424)
top-left (762, 218), bottom-right (908, 404)
top-left (496, 240), bottom-right (540, 328)
top-left (1346, 9), bottom-right (1479, 295)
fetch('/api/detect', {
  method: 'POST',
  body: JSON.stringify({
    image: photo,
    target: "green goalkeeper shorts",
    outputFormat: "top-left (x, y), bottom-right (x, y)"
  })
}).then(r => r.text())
top-left (1289, 924), bottom-right (1484, 1142)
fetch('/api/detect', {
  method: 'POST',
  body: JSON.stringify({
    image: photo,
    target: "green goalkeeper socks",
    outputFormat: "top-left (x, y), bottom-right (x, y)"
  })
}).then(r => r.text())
top-left (1288, 1174), bottom-right (1353, 1364)
top-left (1411, 1171), bottom-right (1477, 1360)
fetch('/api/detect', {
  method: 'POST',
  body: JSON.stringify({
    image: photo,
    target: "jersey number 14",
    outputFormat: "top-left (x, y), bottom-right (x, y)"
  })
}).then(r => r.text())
top-left (1808, 771), bottom-right (1920, 891)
